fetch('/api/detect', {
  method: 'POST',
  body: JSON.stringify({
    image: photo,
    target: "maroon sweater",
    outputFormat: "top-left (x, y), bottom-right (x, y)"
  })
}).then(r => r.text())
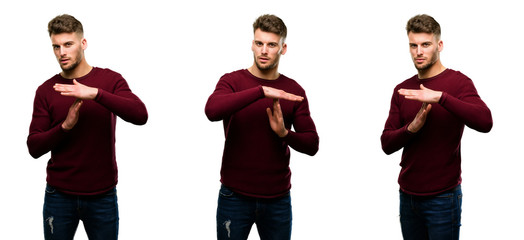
top-left (27, 67), bottom-right (148, 195)
top-left (205, 69), bottom-right (319, 198)
top-left (381, 69), bottom-right (492, 196)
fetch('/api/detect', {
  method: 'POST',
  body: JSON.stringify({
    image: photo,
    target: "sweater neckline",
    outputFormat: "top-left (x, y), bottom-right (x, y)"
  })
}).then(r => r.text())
top-left (59, 67), bottom-right (97, 81)
top-left (416, 68), bottom-right (451, 82)
top-left (242, 69), bottom-right (284, 83)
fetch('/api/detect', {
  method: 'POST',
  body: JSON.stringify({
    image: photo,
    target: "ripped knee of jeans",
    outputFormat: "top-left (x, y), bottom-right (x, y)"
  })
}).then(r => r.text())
top-left (223, 220), bottom-right (231, 238)
top-left (46, 216), bottom-right (55, 234)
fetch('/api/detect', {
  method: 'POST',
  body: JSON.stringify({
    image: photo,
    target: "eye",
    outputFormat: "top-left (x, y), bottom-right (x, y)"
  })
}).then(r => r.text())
top-left (409, 44), bottom-right (417, 48)
top-left (422, 42), bottom-right (431, 47)
top-left (255, 41), bottom-right (263, 46)
top-left (268, 43), bottom-right (278, 48)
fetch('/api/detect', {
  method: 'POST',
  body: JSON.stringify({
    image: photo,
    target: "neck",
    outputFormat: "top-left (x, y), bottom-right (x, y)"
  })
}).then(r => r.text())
top-left (417, 60), bottom-right (446, 79)
top-left (248, 64), bottom-right (280, 80)
top-left (61, 60), bottom-right (92, 79)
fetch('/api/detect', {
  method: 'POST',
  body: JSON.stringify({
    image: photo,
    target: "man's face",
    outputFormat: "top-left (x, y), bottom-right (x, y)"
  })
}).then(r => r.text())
top-left (50, 32), bottom-right (86, 72)
top-left (408, 32), bottom-right (442, 71)
top-left (251, 29), bottom-right (287, 71)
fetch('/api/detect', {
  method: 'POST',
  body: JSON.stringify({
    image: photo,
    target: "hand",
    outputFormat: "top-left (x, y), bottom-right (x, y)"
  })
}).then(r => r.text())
top-left (266, 99), bottom-right (288, 137)
top-left (407, 103), bottom-right (432, 133)
top-left (62, 99), bottom-right (83, 131)
top-left (398, 84), bottom-right (442, 103)
top-left (262, 86), bottom-right (303, 102)
top-left (54, 79), bottom-right (98, 100)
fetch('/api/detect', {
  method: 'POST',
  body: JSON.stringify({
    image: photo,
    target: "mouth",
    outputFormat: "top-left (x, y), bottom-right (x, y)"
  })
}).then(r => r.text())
top-left (258, 57), bottom-right (270, 63)
top-left (415, 58), bottom-right (425, 64)
top-left (60, 58), bottom-right (69, 64)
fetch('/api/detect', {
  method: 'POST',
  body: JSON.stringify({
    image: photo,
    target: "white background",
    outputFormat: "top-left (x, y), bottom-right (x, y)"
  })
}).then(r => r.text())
top-left (1, 0), bottom-right (522, 239)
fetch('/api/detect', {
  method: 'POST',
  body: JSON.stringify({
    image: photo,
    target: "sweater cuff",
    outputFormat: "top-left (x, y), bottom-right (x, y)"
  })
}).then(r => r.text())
top-left (258, 85), bottom-right (265, 98)
top-left (403, 124), bottom-right (416, 135)
top-left (94, 88), bottom-right (104, 102)
top-left (438, 92), bottom-right (448, 105)
top-left (282, 129), bottom-right (294, 139)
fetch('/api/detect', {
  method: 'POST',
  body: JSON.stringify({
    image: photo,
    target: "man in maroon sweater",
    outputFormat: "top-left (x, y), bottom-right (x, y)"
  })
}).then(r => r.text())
top-left (205, 14), bottom-right (319, 240)
top-left (27, 14), bottom-right (147, 240)
top-left (381, 14), bottom-right (492, 240)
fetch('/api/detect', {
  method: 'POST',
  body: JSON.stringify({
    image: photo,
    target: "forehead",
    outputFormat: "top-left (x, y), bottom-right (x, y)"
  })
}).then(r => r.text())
top-left (408, 32), bottom-right (437, 43)
top-left (50, 32), bottom-right (82, 44)
top-left (254, 29), bottom-right (282, 43)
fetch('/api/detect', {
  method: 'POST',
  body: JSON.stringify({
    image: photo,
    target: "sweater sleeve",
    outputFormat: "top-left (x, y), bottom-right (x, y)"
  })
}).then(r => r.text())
top-left (94, 76), bottom-right (148, 125)
top-left (283, 95), bottom-right (319, 156)
top-left (204, 76), bottom-right (265, 121)
top-left (27, 89), bottom-right (69, 159)
top-left (380, 89), bottom-right (416, 155)
top-left (438, 79), bottom-right (492, 133)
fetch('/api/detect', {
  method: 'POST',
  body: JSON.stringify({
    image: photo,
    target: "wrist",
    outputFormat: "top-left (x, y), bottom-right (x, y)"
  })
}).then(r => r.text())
top-left (61, 123), bottom-right (72, 131)
top-left (407, 123), bottom-right (417, 134)
top-left (89, 88), bottom-right (99, 100)
top-left (278, 129), bottom-right (289, 138)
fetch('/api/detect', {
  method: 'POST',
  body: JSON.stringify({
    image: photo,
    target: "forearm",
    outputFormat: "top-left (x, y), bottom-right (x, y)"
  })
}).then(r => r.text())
top-left (381, 124), bottom-right (414, 155)
top-left (95, 89), bottom-right (148, 125)
top-left (205, 86), bottom-right (264, 121)
top-left (439, 92), bottom-right (492, 132)
top-left (284, 130), bottom-right (319, 156)
top-left (27, 124), bottom-right (68, 158)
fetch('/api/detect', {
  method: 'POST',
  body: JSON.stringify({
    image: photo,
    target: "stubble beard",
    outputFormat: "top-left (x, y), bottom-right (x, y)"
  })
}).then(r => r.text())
top-left (254, 55), bottom-right (280, 72)
top-left (414, 50), bottom-right (438, 71)
top-left (60, 51), bottom-right (83, 73)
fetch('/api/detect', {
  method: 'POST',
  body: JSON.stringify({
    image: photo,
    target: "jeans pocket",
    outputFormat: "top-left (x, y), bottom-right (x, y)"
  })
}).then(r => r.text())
top-left (435, 193), bottom-right (453, 198)
top-left (45, 184), bottom-right (56, 194)
top-left (104, 187), bottom-right (117, 196)
top-left (219, 185), bottom-right (235, 197)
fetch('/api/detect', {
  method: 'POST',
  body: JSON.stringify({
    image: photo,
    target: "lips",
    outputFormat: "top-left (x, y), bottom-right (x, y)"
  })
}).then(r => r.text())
top-left (258, 57), bottom-right (270, 63)
top-left (415, 58), bottom-right (425, 63)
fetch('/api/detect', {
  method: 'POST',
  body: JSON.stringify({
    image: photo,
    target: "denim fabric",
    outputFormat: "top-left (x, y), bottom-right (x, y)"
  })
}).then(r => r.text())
top-left (216, 185), bottom-right (292, 240)
top-left (43, 184), bottom-right (119, 240)
top-left (399, 185), bottom-right (462, 240)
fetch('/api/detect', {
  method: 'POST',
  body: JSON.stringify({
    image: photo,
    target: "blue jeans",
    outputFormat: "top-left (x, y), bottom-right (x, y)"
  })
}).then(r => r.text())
top-left (43, 184), bottom-right (119, 240)
top-left (399, 185), bottom-right (462, 240)
top-left (216, 185), bottom-right (292, 240)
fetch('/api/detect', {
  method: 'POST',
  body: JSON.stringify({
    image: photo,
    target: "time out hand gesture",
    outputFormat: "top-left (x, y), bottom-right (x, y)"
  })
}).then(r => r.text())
top-left (53, 79), bottom-right (98, 100)
top-left (398, 84), bottom-right (442, 103)
top-left (266, 99), bottom-right (288, 137)
top-left (399, 84), bottom-right (441, 133)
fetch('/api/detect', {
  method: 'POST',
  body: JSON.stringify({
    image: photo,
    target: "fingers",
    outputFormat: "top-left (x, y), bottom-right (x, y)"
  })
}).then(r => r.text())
top-left (272, 98), bottom-right (282, 114)
top-left (266, 107), bottom-right (273, 118)
top-left (72, 98), bottom-right (83, 110)
top-left (54, 82), bottom-right (76, 96)
top-left (262, 86), bottom-right (304, 102)
top-left (424, 103), bottom-right (432, 114)
top-left (283, 93), bottom-right (304, 102)
top-left (277, 90), bottom-right (303, 102)
top-left (408, 103), bottom-right (432, 133)
top-left (266, 99), bottom-right (281, 118)
top-left (62, 99), bottom-right (83, 131)
top-left (266, 99), bottom-right (288, 137)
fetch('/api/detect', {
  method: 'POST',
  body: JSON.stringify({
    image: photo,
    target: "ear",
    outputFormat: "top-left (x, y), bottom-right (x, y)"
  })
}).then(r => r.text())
top-left (279, 43), bottom-right (287, 55)
top-left (81, 38), bottom-right (88, 51)
top-left (437, 39), bottom-right (443, 52)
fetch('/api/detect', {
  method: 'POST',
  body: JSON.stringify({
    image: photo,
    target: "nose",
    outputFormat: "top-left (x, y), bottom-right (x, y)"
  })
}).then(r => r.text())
top-left (58, 47), bottom-right (67, 56)
top-left (261, 44), bottom-right (269, 54)
top-left (416, 46), bottom-right (423, 56)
